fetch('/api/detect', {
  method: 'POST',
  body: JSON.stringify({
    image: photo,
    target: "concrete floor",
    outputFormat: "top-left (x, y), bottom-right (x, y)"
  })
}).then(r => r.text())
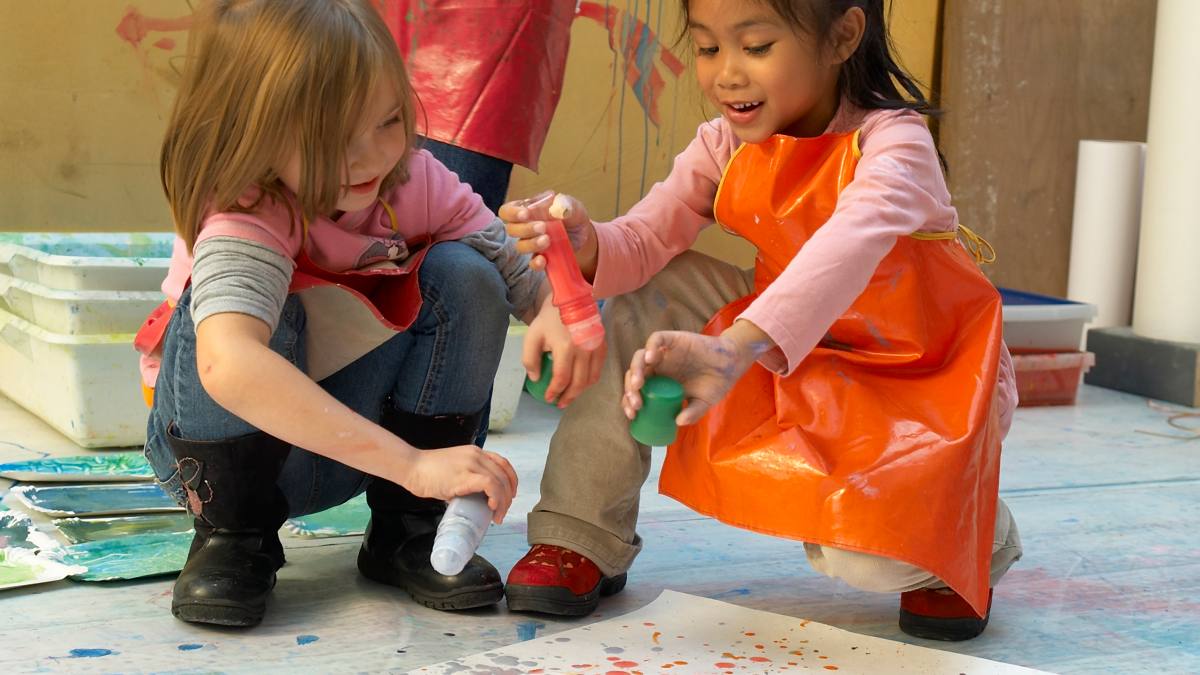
top-left (0, 385), bottom-right (1197, 674)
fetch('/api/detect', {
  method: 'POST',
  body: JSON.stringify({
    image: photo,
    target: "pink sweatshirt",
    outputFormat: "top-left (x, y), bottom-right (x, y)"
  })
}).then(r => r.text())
top-left (590, 102), bottom-right (1018, 436)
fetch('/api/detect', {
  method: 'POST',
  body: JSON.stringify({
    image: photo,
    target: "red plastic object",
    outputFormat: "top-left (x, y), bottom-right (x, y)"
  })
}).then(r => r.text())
top-left (543, 220), bottom-right (604, 350)
top-left (1012, 351), bottom-right (1096, 406)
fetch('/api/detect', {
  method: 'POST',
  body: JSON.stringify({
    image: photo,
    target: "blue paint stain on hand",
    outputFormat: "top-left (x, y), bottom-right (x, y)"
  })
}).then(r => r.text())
top-left (68, 648), bottom-right (116, 658)
top-left (296, 635), bottom-right (320, 646)
top-left (516, 621), bottom-right (545, 641)
top-left (177, 644), bottom-right (204, 651)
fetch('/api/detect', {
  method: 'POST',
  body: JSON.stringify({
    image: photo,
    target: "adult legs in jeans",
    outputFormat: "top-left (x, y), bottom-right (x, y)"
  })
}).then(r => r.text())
top-left (421, 137), bottom-right (513, 214)
top-left (143, 241), bottom-right (509, 623)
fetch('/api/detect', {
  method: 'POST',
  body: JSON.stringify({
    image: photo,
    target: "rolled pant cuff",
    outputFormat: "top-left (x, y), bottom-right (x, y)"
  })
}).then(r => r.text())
top-left (526, 510), bottom-right (640, 578)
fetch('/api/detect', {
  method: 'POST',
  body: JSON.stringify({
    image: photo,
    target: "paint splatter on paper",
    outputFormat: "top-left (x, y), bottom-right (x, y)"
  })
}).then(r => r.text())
top-left (0, 547), bottom-right (86, 590)
top-left (0, 452), bottom-right (154, 483)
top-left (11, 483), bottom-right (181, 517)
top-left (53, 513), bottom-right (193, 544)
top-left (284, 493), bottom-right (369, 537)
top-left (413, 590), bottom-right (1054, 674)
top-left (47, 531), bottom-right (192, 581)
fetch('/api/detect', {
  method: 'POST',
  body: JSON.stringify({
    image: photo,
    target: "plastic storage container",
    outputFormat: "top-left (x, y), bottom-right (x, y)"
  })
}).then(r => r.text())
top-left (1000, 288), bottom-right (1098, 352)
top-left (0, 307), bottom-right (146, 447)
top-left (1012, 351), bottom-right (1096, 407)
top-left (488, 323), bottom-right (528, 432)
top-left (0, 273), bottom-right (163, 335)
top-left (0, 233), bottom-right (171, 292)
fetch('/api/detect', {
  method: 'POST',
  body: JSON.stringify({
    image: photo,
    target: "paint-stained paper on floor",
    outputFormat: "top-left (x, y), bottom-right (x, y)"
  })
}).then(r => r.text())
top-left (412, 590), bottom-right (1054, 675)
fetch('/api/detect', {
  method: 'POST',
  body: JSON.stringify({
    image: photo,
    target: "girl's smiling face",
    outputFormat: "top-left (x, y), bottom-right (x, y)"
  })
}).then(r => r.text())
top-left (687, 0), bottom-right (862, 142)
top-left (276, 77), bottom-right (408, 215)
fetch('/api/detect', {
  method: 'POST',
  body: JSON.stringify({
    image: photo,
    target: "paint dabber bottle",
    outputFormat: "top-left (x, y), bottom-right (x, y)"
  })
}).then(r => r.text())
top-left (543, 194), bottom-right (605, 350)
top-left (430, 493), bottom-right (492, 576)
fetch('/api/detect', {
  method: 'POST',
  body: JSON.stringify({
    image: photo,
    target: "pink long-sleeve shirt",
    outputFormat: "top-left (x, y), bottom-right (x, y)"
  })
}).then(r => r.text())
top-left (590, 102), bottom-right (1018, 436)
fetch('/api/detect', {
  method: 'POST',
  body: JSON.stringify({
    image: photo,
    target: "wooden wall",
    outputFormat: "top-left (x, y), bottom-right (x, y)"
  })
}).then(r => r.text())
top-left (939, 0), bottom-right (1157, 295)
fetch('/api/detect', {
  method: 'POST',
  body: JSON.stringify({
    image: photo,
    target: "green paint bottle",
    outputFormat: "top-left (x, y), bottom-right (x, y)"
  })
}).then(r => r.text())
top-left (524, 352), bottom-right (557, 405)
top-left (630, 376), bottom-right (684, 446)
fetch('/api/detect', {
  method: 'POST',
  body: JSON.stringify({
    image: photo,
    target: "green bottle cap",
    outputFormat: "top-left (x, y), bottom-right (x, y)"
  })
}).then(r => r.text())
top-left (524, 352), bottom-right (557, 405)
top-left (630, 376), bottom-right (684, 446)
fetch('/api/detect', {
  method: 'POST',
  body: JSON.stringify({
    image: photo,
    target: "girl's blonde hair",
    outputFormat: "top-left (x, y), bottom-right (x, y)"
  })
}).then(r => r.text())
top-left (161, 0), bottom-right (417, 250)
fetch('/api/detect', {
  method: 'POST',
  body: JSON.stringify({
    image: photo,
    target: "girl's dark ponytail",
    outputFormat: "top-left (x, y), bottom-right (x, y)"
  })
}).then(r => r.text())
top-left (839, 0), bottom-right (938, 116)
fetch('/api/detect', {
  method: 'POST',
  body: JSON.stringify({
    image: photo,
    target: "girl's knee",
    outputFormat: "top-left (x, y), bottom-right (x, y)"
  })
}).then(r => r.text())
top-left (804, 543), bottom-right (936, 594)
top-left (420, 242), bottom-right (508, 322)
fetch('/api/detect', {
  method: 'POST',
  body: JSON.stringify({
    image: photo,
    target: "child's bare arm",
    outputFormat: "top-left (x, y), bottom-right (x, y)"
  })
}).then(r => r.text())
top-left (193, 313), bottom-right (518, 521)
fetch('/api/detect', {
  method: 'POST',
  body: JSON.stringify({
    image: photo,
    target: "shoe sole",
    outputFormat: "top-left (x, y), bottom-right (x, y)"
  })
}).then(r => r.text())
top-left (505, 573), bottom-right (628, 617)
top-left (356, 547), bottom-right (504, 611)
top-left (173, 600), bottom-right (265, 627)
top-left (898, 609), bottom-right (989, 641)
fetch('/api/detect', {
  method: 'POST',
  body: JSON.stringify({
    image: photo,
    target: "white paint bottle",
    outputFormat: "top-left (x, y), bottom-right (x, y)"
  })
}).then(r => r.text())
top-left (430, 493), bottom-right (492, 576)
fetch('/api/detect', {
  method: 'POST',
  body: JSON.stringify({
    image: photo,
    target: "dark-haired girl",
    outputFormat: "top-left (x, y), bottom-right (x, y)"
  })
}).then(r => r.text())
top-left (501, 0), bottom-right (1021, 641)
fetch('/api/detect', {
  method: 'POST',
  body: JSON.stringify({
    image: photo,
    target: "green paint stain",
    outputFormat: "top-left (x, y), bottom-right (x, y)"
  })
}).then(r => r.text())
top-left (0, 550), bottom-right (40, 585)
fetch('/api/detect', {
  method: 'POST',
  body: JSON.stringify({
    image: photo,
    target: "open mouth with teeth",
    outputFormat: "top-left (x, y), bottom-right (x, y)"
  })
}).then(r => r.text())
top-left (728, 101), bottom-right (763, 112)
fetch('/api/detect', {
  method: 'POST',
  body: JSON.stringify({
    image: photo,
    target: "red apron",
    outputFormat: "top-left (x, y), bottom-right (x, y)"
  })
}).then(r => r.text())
top-left (659, 132), bottom-right (1005, 617)
top-left (136, 201), bottom-right (431, 390)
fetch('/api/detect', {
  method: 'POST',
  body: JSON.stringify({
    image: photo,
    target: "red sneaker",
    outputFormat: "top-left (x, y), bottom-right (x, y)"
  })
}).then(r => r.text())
top-left (899, 587), bottom-right (993, 641)
top-left (505, 544), bottom-right (627, 616)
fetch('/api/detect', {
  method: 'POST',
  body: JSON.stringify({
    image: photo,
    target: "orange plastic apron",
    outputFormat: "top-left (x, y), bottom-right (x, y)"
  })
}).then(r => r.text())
top-left (659, 131), bottom-right (1004, 617)
top-left (136, 201), bottom-right (432, 395)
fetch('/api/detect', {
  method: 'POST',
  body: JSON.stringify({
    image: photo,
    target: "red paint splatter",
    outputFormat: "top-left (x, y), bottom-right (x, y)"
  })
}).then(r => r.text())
top-left (715, 663), bottom-right (736, 669)
top-left (114, 8), bottom-right (192, 48)
top-left (643, 622), bottom-right (655, 626)
top-left (614, 661), bottom-right (638, 668)
top-left (750, 656), bottom-right (771, 663)
top-left (606, 671), bottom-right (630, 675)
top-left (607, 656), bottom-right (621, 661)
top-left (152, 37), bottom-right (175, 50)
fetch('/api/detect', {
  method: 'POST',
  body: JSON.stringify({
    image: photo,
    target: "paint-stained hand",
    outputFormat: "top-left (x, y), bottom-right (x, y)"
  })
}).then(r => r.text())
top-left (500, 191), bottom-right (597, 272)
top-left (523, 291), bottom-right (607, 408)
top-left (401, 445), bottom-right (518, 524)
top-left (623, 321), bottom-right (775, 426)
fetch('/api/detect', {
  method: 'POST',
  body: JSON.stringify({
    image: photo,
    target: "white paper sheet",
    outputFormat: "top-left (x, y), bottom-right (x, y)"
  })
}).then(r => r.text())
top-left (412, 590), bottom-right (1054, 674)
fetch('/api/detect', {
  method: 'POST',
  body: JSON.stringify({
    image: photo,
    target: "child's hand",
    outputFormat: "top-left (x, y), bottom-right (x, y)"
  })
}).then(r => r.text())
top-left (499, 191), bottom-right (596, 271)
top-left (623, 321), bottom-right (775, 426)
top-left (524, 293), bottom-right (607, 407)
top-left (399, 445), bottom-right (518, 525)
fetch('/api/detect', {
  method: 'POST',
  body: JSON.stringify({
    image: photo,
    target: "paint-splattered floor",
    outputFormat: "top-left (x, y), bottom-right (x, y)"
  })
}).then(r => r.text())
top-left (0, 385), bottom-right (1197, 674)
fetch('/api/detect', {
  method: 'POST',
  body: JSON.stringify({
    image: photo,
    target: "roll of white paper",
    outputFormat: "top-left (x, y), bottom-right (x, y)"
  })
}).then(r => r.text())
top-left (1132, 0), bottom-right (1200, 343)
top-left (1067, 140), bottom-right (1145, 328)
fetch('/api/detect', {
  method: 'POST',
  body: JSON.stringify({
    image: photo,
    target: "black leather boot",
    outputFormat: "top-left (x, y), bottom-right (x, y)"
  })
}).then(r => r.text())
top-left (166, 426), bottom-right (291, 627)
top-left (357, 401), bottom-right (504, 610)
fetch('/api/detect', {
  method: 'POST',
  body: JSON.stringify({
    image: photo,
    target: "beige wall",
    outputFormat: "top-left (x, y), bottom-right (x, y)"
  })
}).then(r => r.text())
top-left (1, 0), bottom-right (940, 272)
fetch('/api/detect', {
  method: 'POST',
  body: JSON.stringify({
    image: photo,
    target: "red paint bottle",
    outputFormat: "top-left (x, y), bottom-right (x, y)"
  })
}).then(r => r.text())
top-left (542, 217), bottom-right (605, 350)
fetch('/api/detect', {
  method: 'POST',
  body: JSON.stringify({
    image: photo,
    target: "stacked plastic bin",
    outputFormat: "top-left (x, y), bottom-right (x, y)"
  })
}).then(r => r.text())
top-left (999, 288), bottom-right (1098, 407)
top-left (0, 234), bottom-right (172, 448)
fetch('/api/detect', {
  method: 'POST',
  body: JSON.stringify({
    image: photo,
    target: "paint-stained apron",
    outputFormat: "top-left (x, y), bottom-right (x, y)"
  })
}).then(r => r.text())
top-left (135, 201), bottom-right (430, 397)
top-left (659, 131), bottom-right (1004, 617)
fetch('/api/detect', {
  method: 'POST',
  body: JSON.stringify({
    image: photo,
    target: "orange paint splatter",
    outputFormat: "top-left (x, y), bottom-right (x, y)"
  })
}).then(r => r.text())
top-left (715, 663), bottom-right (736, 669)
top-left (824, 667), bottom-right (840, 671)
top-left (800, 620), bottom-right (811, 627)
top-left (607, 657), bottom-right (621, 662)
top-left (744, 631), bottom-right (757, 636)
top-left (606, 671), bottom-right (630, 675)
top-left (662, 665), bottom-right (673, 670)
top-left (614, 661), bottom-right (638, 668)
top-left (643, 622), bottom-right (655, 626)
top-left (754, 644), bottom-right (765, 650)
top-left (674, 662), bottom-right (687, 666)
top-left (819, 655), bottom-right (829, 660)
top-left (750, 656), bottom-right (772, 663)
top-left (652, 631), bottom-right (662, 644)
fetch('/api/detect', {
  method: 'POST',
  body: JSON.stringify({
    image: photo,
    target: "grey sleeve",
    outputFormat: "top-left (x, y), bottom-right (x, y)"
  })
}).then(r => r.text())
top-left (190, 237), bottom-right (293, 332)
top-left (457, 217), bottom-right (546, 319)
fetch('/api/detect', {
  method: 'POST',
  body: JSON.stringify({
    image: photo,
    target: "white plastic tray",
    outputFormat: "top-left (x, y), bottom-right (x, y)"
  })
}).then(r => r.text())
top-left (0, 307), bottom-right (146, 448)
top-left (0, 233), bottom-right (171, 292)
top-left (0, 272), bottom-right (162, 335)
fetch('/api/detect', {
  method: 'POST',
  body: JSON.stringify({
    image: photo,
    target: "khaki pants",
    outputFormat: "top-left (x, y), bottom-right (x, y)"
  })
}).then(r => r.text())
top-left (528, 251), bottom-right (1022, 593)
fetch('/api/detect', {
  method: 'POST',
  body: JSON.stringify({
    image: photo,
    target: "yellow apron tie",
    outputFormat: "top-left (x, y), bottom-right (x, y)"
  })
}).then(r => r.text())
top-left (910, 225), bottom-right (996, 265)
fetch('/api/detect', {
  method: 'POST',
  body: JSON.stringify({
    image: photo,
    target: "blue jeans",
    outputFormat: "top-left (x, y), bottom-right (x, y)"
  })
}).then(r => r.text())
top-left (421, 138), bottom-right (514, 214)
top-left (144, 242), bottom-right (510, 518)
